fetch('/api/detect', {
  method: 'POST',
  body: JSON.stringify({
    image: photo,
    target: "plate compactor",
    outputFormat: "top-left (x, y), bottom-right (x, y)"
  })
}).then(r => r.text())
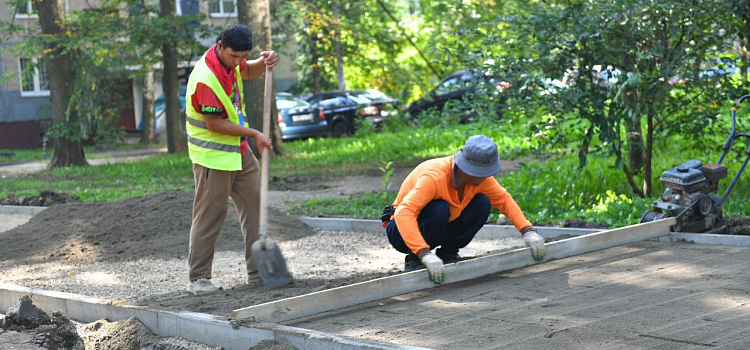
top-left (640, 94), bottom-right (750, 233)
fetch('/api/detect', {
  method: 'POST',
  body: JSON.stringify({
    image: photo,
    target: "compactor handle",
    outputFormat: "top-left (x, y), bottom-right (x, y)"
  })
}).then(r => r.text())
top-left (716, 94), bottom-right (750, 204)
top-left (718, 94), bottom-right (750, 164)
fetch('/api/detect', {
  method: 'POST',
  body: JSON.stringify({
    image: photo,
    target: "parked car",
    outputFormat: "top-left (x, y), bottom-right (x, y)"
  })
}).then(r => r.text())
top-left (348, 89), bottom-right (399, 124)
top-left (407, 70), bottom-right (507, 122)
top-left (276, 92), bottom-right (328, 140)
top-left (306, 90), bottom-right (396, 137)
top-left (146, 86), bottom-right (187, 132)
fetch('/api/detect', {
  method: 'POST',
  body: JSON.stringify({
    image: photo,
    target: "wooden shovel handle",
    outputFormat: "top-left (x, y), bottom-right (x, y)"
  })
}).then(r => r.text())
top-left (259, 68), bottom-right (272, 239)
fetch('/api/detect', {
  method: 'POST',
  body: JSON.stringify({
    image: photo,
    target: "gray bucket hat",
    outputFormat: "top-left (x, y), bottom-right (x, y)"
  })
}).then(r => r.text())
top-left (454, 135), bottom-right (502, 177)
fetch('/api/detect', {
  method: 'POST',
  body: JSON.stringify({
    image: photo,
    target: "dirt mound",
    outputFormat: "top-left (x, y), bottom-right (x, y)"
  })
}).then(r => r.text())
top-left (3, 296), bottom-right (52, 330)
top-left (78, 317), bottom-right (158, 350)
top-left (0, 191), bottom-right (315, 266)
top-left (3, 296), bottom-right (84, 350)
top-left (3, 296), bottom-right (221, 350)
top-left (0, 191), bottom-right (79, 207)
top-left (726, 216), bottom-right (750, 235)
top-left (555, 218), bottom-right (609, 229)
top-left (497, 216), bottom-right (610, 229)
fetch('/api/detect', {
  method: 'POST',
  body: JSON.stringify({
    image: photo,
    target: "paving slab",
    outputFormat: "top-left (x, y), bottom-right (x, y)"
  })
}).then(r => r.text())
top-left (286, 241), bottom-right (750, 350)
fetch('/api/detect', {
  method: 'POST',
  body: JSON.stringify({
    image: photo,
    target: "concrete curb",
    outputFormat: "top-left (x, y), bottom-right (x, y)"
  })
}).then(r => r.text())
top-left (657, 233), bottom-right (750, 246)
top-left (0, 283), bottom-right (434, 350)
top-left (297, 217), bottom-right (750, 247)
top-left (298, 217), bottom-right (602, 239)
top-left (0, 205), bottom-right (47, 215)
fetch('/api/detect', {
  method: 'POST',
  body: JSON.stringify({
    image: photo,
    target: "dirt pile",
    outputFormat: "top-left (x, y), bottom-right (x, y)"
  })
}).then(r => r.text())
top-left (496, 216), bottom-right (610, 229)
top-left (726, 216), bottom-right (750, 235)
top-left (0, 191), bottom-right (315, 266)
top-left (2, 295), bottom-right (223, 350)
top-left (2, 295), bottom-right (84, 350)
top-left (79, 318), bottom-right (158, 350)
top-left (0, 191), bottom-right (79, 207)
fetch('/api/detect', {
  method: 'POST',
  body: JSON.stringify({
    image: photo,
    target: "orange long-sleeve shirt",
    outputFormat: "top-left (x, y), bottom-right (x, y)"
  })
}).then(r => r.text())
top-left (391, 156), bottom-right (532, 255)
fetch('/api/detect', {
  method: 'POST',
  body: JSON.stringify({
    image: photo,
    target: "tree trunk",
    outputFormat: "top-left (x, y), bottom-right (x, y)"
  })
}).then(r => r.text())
top-left (160, 0), bottom-right (187, 153)
top-left (332, 0), bottom-right (346, 91)
top-left (38, 0), bottom-right (87, 168)
top-left (643, 109), bottom-right (654, 197)
top-left (237, 0), bottom-right (285, 156)
top-left (310, 28), bottom-right (321, 95)
top-left (625, 115), bottom-right (644, 173)
top-left (140, 68), bottom-right (157, 144)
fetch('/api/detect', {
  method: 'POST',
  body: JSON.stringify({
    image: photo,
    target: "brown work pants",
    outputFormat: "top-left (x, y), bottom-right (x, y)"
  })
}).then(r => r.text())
top-left (188, 151), bottom-right (260, 282)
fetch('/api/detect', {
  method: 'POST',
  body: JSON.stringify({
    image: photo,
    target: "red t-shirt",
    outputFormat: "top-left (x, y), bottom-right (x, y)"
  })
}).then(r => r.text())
top-left (191, 45), bottom-right (249, 156)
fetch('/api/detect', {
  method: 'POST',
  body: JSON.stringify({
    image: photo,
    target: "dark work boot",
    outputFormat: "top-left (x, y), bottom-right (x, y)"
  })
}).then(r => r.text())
top-left (436, 248), bottom-right (461, 263)
top-left (404, 254), bottom-right (425, 272)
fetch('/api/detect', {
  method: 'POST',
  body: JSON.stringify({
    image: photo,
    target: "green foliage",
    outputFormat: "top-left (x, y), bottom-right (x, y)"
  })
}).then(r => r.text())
top-left (497, 154), bottom-right (652, 227)
top-left (288, 122), bottom-right (750, 227)
top-left (379, 160), bottom-right (394, 191)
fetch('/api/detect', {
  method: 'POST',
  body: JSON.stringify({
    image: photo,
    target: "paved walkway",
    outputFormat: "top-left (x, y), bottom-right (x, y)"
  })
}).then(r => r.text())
top-left (0, 147), bottom-right (167, 177)
top-left (289, 241), bottom-right (750, 350)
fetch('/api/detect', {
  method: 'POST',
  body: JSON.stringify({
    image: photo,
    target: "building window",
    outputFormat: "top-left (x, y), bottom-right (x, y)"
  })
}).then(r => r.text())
top-left (15, 0), bottom-right (37, 18)
top-left (19, 57), bottom-right (50, 97)
top-left (147, 0), bottom-right (183, 15)
top-left (208, 0), bottom-right (236, 17)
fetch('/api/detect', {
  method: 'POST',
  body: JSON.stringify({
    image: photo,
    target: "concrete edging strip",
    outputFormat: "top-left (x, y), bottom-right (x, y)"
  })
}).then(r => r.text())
top-left (0, 205), bottom-right (47, 215)
top-left (235, 218), bottom-right (675, 323)
top-left (0, 283), bottom-right (435, 350)
top-left (660, 233), bottom-right (750, 246)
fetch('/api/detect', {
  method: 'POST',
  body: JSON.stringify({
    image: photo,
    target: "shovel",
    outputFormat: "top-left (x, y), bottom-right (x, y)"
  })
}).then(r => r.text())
top-left (250, 67), bottom-right (293, 287)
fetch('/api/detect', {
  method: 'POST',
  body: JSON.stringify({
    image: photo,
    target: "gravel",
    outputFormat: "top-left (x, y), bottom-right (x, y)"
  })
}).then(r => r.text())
top-left (0, 215), bottom-right (524, 301)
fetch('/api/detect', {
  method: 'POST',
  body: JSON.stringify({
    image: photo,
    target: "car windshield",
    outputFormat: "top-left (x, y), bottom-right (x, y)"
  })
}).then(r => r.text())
top-left (353, 90), bottom-right (391, 101)
top-left (277, 97), bottom-right (310, 110)
top-left (348, 94), bottom-right (372, 104)
top-left (320, 96), bottom-right (358, 108)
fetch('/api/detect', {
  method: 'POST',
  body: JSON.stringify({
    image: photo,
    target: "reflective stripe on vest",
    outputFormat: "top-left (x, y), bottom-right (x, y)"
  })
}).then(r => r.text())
top-left (185, 52), bottom-right (247, 171)
top-left (187, 136), bottom-right (241, 153)
top-left (186, 117), bottom-right (207, 129)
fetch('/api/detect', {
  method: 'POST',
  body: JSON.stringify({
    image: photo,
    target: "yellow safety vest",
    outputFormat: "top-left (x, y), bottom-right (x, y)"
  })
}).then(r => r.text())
top-left (185, 53), bottom-right (247, 171)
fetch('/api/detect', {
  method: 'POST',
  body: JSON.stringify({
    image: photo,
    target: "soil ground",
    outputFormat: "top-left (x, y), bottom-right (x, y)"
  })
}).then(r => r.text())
top-left (0, 190), bottom-right (523, 315)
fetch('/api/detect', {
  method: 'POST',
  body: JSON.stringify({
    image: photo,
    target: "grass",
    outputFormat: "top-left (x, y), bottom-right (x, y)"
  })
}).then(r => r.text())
top-left (1, 153), bottom-right (195, 202)
top-left (271, 120), bottom-right (539, 179)
top-left (0, 122), bottom-right (540, 202)
top-left (0, 141), bottom-right (166, 164)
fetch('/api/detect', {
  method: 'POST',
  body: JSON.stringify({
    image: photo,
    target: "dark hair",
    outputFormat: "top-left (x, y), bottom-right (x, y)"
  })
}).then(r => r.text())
top-left (216, 24), bottom-right (253, 52)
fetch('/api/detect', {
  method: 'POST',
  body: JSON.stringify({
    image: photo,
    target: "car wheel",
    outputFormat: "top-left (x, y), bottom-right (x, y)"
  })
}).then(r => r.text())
top-left (331, 120), bottom-right (351, 138)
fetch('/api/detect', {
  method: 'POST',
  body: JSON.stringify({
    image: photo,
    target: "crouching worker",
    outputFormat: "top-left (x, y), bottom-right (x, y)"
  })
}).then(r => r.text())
top-left (381, 135), bottom-right (546, 284)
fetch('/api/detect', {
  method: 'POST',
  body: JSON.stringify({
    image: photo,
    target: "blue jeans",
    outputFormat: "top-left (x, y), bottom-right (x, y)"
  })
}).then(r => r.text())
top-left (386, 194), bottom-right (491, 256)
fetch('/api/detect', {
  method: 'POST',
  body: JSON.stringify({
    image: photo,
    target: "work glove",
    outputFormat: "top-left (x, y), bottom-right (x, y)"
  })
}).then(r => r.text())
top-left (420, 252), bottom-right (445, 284)
top-left (523, 230), bottom-right (546, 261)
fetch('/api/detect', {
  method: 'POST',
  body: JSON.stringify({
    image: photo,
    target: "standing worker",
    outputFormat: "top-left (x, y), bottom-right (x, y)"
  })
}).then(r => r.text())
top-left (185, 24), bottom-right (278, 294)
top-left (381, 135), bottom-right (546, 284)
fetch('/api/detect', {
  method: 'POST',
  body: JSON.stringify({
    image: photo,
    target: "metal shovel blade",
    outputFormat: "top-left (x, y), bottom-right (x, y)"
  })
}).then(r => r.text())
top-left (251, 237), bottom-right (293, 287)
